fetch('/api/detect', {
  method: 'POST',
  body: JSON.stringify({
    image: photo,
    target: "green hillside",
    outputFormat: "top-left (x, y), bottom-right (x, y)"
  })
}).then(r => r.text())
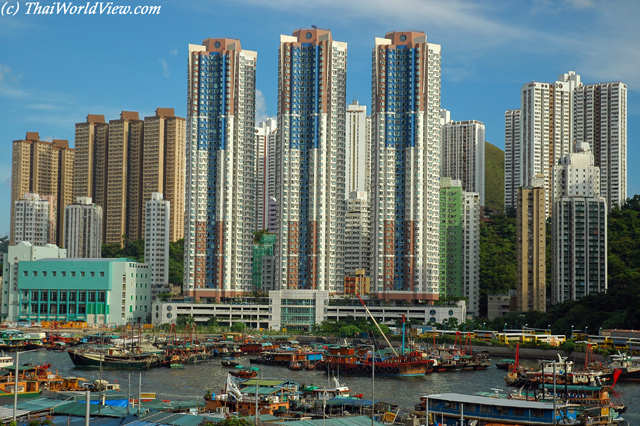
top-left (484, 141), bottom-right (504, 212)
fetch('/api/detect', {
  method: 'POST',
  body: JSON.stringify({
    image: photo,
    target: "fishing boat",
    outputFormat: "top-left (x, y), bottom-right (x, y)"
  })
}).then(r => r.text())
top-left (0, 354), bottom-right (14, 369)
top-left (506, 354), bottom-right (609, 388)
top-left (496, 358), bottom-right (516, 370)
top-left (221, 357), bottom-right (239, 367)
top-left (229, 366), bottom-right (260, 379)
top-left (169, 356), bottom-right (183, 369)
top-left (0, 363), bottom-right (65, 397)
top-left (422, 392), bottom-right (582, 425)
top-left (67, 346), bottom-right (163, 369)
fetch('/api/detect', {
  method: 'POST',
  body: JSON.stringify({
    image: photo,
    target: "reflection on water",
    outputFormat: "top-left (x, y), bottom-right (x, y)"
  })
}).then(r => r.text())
top-left (13, 351), bottom-right (638, 423)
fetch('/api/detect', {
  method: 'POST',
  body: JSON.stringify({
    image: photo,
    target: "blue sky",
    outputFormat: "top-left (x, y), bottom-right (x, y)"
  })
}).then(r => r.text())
top-left (1, 0), bottom-right (638, 237)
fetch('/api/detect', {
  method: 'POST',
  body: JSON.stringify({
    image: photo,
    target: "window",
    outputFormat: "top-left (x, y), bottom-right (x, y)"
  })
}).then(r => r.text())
top-left (79, 292), bottom-right (86, 302)
top-left (98, 291), bottom-right (105, 302)
top-left (62, 271), bottom-right (66, 277)
top-left (100, 271), bottom-right (105, 277)
top-left (90, 271), bottom-right (95, 277)
top-left (69, 292), bottom-right (76, 302)
top-left (88, 292), bottom-right (96, 302)
top-left (81, 271), bottom-right (85, 277)
top-left (71, 271), bottom-right (76, 277)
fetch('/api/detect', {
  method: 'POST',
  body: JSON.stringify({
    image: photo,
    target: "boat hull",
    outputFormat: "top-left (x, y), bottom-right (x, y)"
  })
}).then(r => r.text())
top-left (67, 350), bottom-right (159, 369)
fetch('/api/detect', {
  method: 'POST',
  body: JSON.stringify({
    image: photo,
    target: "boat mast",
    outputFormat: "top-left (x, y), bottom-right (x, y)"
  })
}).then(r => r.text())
top-left (355, 294), bottom-right (398, 357)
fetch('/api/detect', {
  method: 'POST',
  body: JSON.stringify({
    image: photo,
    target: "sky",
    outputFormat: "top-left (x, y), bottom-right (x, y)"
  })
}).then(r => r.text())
top-left (1, 0), bottom-right (638, 237)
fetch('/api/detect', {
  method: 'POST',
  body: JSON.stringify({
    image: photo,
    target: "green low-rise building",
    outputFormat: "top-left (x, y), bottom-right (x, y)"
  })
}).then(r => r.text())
top-left (5, 250), bottom-right (151, 325)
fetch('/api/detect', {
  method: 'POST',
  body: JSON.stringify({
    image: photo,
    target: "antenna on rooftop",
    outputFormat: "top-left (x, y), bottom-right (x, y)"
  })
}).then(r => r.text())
top-left (311, 25), bottom-right (317, 29)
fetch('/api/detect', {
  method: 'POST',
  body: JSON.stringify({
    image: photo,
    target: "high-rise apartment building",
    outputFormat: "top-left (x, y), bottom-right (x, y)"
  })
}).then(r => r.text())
top-left (552, 143), bottom-right (607, 304)
top-left (516, 177), bottom-right (546, 312)
top-left (345, 100), bottom-right (370, 195)
top-left (11, 132), bottom-right (74, 246)
top-left (441, 118), bottom-right (486, 206)
top-left (344, 191), bottom-right (371, 278)
top-left (463, 191), bottom-right (480, 316)
top-left (64, 197), bottom-right (102, 258)
top-left (574, 82), bottom-right (627, 209)
top-left (519, 73), bottom-right (580, 216)
top-left (438, 179), bottom-right (480, 315)
top-left (253, 233), bottom-right (276, 291)
top-left (504, 71), bottom-right (626, 214)
top-left (142, 109), bottom-right (186, 242)
top-left (13, 193), bottom-right (55, 247)
top-left (145, 192), bottom-right (170, 290)
top-left (275, 28), bottom-right (347, 292)
top-left (255, 118), bottom-right (277, 231)
top-left (105, 111), bottom-right (144, 244)
top-left (371, 31), bottom-right (441, 302)
top-left (504, 110), bottom-right (521, 211)
top-left (184, 38), bottom-right (257, 299)
top-left (439, 179), bottom-right (463, 301)
top-left (74, 109), bottom-right (185, 245)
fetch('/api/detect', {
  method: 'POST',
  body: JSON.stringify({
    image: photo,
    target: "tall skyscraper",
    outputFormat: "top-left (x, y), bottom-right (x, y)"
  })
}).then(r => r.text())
top-left (13, 193), bottom-right (55, 247)
top-left (74, 114), bottom-right (108, 203)
top-left (145, 192), bottom-right (170, 289)
top-left (275, 28), bottom-right (347, 292)
top-left (574, 82), bottom-right (627, 209)
top-left (185, 38), bottom-right (257, 299)
top-left (255, 118), bottom-right (277, 231)
top-left (439, 179), bottom-right (463, 301)
top-left (344, 191), bottom-right (371, 277)
top-left (463, 191), bottom-right (480, 316)
top-left (371, 31), bottom-right (441, 302)
top-left (505, 71), bottom-right (581, 216)
top-left (552, 143), bottom-right (607, 304)
top-left (65, 197), bottom-right (102, 258)
top-left (74, 110), bottom-right (185, 245)
top-left (142, 108), bottom-right (186, 242)
top-left (11, 132), bottom-right (74, 246)
top-left (441, 119), bottom-right (486, 206)
top-left (438, 178), bottom-right (480, 315)
top-left (516, 177), bottom-right (546, 312)
top-left (504, 71), bottom-right (626, 215)
top-left (345, 100), bottom-right (370, 195)
top-left (504, 109), bottom-right (521, 211)
top-left (106, 111), bottom-right (144, 244)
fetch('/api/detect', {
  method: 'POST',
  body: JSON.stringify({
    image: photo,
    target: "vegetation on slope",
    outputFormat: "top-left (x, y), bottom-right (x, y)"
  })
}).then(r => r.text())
top-left (102, 237), bottom-right (184, 285)
top-left (484, 141), bottom-right (504, 212)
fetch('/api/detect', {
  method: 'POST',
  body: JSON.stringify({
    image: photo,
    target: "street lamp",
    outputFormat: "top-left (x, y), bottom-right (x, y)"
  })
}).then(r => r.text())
top-left (571, 325), bottom-right (574, 340)
top-left (483, 323), bottom-right (485, 341)
top-left (585, 326), bottom-right (588, 340)
top-left (13, 349), bottom-right (37, 422)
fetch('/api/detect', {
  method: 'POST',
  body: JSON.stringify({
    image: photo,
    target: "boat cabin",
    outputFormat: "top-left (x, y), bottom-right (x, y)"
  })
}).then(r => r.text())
top-left (424, 392), bottom-right (581, 425)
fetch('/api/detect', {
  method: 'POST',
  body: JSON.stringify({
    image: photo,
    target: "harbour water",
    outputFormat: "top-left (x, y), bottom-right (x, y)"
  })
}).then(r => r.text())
top-left (15, 351), bottom-right (640, 424)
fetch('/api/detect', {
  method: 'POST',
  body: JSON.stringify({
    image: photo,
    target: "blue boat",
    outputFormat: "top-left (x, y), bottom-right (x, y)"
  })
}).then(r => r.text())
top-left (422, 392), bottom-right (582, 425)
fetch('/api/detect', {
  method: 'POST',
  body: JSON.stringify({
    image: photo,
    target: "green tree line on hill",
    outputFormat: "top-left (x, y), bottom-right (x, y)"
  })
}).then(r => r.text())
top-left (479, 195), bottom-right (640, 334)
top-left (102, 237), bottom-right (184, 285)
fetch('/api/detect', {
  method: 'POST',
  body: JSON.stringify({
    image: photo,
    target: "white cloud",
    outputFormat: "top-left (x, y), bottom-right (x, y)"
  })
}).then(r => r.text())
top-left (256, 89), bottom-right (269, 122)
top-left (0, 64), bottom-right (27, 98)
top-left (170, 49), bottom-right (178, 56)
top-left (158, 58), bottom-right (170, 78)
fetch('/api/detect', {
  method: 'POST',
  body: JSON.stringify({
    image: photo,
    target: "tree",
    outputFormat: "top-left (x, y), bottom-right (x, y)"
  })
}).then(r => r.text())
top-left (339, 325), bottom-right (362, 337)
top-left (0, 235), bottom-right (9, 255)
top-left (231, 322), bottom-right (247, 332)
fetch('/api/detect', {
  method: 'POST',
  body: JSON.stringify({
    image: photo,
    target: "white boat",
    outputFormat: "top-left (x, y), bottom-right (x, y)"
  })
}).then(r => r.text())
top-left (0, 355), bottom-right (14, 369)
